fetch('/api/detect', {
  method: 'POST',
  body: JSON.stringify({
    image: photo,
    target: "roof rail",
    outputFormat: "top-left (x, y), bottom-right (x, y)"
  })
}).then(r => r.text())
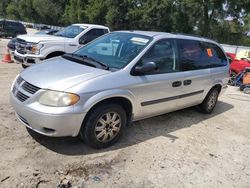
top-left (172, 32), bottom-right (214, 41)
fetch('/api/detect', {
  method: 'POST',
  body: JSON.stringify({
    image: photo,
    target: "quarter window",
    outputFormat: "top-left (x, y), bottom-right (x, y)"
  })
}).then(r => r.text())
top-left (139, 39), bottom-right (178, 74)
top-left (204, 42), bottom-right (228, 67)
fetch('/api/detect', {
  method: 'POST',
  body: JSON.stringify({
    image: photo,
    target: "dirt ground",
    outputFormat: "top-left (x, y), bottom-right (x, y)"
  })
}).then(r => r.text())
top-left (0, 36), bottom-right (250, 188)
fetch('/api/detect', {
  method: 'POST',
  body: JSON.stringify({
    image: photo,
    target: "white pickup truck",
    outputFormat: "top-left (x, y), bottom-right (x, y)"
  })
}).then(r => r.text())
top-left (14, 24), bottom-right (110, 68)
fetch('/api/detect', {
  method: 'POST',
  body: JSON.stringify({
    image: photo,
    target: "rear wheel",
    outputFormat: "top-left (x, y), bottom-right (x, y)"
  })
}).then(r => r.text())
top-left (80, 103), bottom-right (126, 149)
top-left (198, 88), bottom-right (219, 114)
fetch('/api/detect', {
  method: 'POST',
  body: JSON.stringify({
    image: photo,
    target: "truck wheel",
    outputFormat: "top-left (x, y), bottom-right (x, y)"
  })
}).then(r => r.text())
top-left (198, 88), bottom-right (219, 114)
top-left (22, 64), bottom-right (29, 69)
top-left (80, 103), bottom-right (126, 149)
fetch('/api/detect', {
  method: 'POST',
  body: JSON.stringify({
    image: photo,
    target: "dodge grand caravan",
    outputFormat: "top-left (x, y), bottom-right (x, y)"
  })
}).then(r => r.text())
top-left (10, 31), bottom-right (229, 148)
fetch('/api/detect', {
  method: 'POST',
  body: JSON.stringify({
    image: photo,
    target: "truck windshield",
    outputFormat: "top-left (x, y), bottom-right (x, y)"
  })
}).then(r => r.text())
top-left (74, 32), bottom-right (152, 69)
top-left (54, 25), bottom-right (87, 38)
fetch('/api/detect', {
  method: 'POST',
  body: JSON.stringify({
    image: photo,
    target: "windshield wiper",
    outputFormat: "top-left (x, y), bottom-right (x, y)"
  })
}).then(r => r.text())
top-left (63, 53), bottom-right (109, 70)
top-left (77, 54), bottom-right (109, 70)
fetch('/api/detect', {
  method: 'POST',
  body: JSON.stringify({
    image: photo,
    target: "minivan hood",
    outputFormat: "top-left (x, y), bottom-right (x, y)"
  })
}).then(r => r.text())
top-left (20, 57), bottom-right (110, 91)
top-left (17, 34), bottom-right (65, 43)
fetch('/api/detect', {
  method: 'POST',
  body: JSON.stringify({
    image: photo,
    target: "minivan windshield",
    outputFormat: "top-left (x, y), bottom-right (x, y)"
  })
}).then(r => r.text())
top-left (54, 25), bottom-right (87, 38)
top-left (74, 32), bottom-right (152, 69)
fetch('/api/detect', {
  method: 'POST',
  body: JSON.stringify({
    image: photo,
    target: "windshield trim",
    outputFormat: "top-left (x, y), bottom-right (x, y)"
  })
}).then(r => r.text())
top-left (54, 25), bottom-right (88, 38)
top-left (74, 32), bottom-right (153, 70)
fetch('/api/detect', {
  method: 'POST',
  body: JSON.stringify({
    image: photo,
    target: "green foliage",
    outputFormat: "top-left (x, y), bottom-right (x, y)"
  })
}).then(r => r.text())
top-left (6, 1), bottom-right (20, 20)
top-left (85, 0), bottom-right (107, 25)
top-left (0, 0), bottom-right (249, 45)
top-left (63, 0), bottom-right (87, 24)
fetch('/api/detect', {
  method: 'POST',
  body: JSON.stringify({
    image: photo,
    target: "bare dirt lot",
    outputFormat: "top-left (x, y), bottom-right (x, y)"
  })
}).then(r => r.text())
top-left (0, 38), bottom-right (250, 188)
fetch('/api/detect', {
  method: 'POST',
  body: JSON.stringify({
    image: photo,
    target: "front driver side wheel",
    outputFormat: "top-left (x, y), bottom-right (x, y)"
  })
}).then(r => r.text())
top-left (80, 103), bottom-right (126, 149)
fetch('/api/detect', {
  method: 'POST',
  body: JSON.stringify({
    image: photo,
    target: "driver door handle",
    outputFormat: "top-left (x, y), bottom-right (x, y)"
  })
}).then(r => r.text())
top-left (183, 80), bottom-right (192, 86)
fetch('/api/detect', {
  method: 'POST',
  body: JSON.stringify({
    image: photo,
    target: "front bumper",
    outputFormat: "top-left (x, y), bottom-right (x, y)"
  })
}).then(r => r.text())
top-left (10, 92), bottom-right (85, 137)
top-left (14, 51), bottom-right (44, 66)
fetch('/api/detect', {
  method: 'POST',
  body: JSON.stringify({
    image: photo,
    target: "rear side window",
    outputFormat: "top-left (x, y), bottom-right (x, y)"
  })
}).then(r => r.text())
top-left (80, 29), bottom-right (108, 44)
top-left (103, 29), bottom-right (109, 34)
top-left (204, 42), bottom-right (228, 67)
top-left (177, 39), bottom-right (210, 71)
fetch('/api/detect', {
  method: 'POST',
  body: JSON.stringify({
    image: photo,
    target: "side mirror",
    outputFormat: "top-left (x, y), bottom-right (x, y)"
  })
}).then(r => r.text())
top-left (79, 38), bottom-right (89, 45)
top-left (132, 62), bottom-right (157, 75)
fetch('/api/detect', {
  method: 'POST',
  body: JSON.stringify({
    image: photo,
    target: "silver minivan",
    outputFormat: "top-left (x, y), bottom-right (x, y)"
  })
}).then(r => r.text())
top-left (10, 31), bottom-right (229, 148)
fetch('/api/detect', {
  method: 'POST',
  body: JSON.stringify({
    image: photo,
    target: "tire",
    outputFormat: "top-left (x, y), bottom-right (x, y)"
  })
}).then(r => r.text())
top-left (230, 71), bottom-right (237, 78)
top-left (198, 88), bottom-right (219, 114)
top-left (22, 64), bottom-right (29, 69)
top-left (80, 103), bottom-right (126, 149)
top-left (45, 52), bottom-right (65, 60)
top-left (12, 33), bottom-right (17, 38)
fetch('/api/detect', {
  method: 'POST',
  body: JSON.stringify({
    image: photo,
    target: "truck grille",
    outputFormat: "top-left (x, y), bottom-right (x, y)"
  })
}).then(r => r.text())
top-left (16, 38), bottom-right (27, 55)
top-left (12, 76), bottom-right (41, 102)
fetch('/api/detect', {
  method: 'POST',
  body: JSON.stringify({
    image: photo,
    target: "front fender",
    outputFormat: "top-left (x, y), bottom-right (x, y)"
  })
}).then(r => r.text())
top-left (81, 89), bottom-right (137, 115)
top-left (40, 43), bottom-right (65, 58)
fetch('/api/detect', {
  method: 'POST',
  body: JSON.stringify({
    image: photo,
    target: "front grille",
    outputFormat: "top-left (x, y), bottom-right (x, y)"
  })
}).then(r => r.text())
top-left (16, 76), bottom-right (23, 85)
top-left (16, 91), bottom-right (29, 102)
top-left (12, 86), bottom-right (16, 94)
top-left (16, 39), bottom-right (27, 55)
top-left (21, 82), bottom-right (40, 94)
top-left (13, 76), bottom-right (41, 102)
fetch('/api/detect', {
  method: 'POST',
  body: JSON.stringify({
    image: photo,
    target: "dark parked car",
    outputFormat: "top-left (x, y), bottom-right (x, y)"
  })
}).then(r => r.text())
top-left (35, 29), bottom-right (59, 35)
top-left (0, 19), bottom-right (27, 38)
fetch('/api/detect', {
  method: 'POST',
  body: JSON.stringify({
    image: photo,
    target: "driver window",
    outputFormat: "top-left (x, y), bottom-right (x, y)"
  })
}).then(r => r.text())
top-left (139, 39), bottom-right (178, 74)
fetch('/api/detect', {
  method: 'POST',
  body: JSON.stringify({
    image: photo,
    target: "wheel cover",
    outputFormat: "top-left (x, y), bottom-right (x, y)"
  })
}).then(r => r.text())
top-left (207, 91), bottom-right (218, 110)
top-left (95, 112), bottom-right (121, 143)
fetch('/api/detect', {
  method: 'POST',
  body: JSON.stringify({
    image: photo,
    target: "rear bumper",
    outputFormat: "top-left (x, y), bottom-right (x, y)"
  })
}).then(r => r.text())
top-left (10, 92), bottom-right (85, 137)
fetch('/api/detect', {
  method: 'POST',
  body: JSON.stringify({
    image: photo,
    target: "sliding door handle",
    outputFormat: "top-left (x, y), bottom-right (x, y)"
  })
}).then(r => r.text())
top-left (172, 81), bottom-right (182, 87)
top-left (183, 80), bottom-right (192, 86)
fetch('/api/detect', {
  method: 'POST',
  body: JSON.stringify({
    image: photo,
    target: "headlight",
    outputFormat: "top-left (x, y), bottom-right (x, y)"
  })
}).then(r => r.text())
top-left (39, 90), bottom-right (80, 107)
top-left (26, 43), bottom-right (43, 55)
